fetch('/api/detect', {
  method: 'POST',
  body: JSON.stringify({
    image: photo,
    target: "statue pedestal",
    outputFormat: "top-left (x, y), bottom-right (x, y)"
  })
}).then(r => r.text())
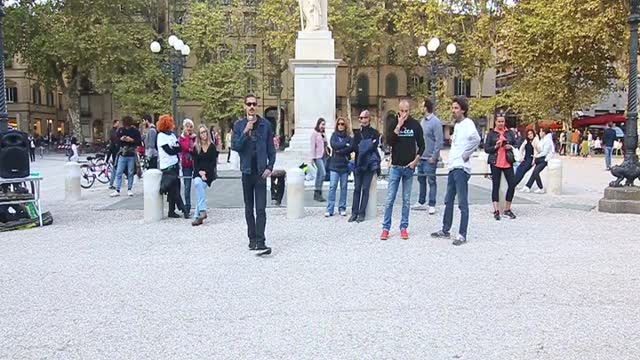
top-left (276, 31), bottom-right (340, 170)
top-left (599, 186), bottom-right (640, 214)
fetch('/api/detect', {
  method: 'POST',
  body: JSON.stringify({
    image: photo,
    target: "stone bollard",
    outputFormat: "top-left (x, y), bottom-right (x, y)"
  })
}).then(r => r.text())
top-left (365, 174), bottom-right (378, 221)
top-left (470, 152), bottom-right (489, 174)
top-left (144, 169), bottom-right (164, 223)
top-left (230, 151), bottom-right (240, 170)
top-left (546, 158), bottom-right (563, 195)
top-left (286, 167), bottom-right (305, 219)
top-left (64, 162), bottom-right (81, 201)
top-left (498, 172), bottom-right (508, 210)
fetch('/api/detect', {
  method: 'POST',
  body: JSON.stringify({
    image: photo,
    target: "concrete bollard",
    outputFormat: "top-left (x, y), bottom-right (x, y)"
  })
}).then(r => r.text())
top-left (498, 172), bottom-right (508, 210)
top-left (470, 152), bottom-right (489, 174)
top-left (144, 169), bottom-right (164, 223)
top-left (64, 162), bottom-right (81, 201)
top-left (546, 158), bottom-right (563, 195)
top-left (365, 174), bottom-right (378, 221)
top-left (286, 167), bottom-right (305, 219)
top-left (230, 151), bottom-right (240, 170)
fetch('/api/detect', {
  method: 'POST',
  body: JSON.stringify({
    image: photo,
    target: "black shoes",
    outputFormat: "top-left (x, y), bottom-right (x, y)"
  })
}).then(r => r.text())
top-left (494, 210), bottom-right (501, 221)
top-left (503, 209), bottom-right (517, 219)
top-left (256, 244), bottom-right (268, 251)
top-left (167, 212), bottom-right (180, 218)
top-left (348, 214), bottom-right (358, 222)
top-left (248, 242), bottom-right (257, 250)
top-left (430, 230), bottom-right (451, 239)
top-left (356, 215), bottom-right (365, 223)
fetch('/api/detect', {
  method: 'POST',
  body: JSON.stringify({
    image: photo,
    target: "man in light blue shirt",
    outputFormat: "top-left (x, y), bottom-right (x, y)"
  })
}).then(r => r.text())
top-left (412, 98), bottom-right (444, 214)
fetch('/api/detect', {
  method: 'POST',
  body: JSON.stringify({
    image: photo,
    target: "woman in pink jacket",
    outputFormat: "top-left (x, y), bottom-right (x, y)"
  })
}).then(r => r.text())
top-left (310, 118), bottom-right (327, 202)
top-left (179, 119), bottom-right (196, 214)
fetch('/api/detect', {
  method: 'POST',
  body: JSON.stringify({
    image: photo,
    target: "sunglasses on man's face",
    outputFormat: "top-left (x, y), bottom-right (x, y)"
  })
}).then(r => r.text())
top-left (245, 102), bottom-right (258, 107)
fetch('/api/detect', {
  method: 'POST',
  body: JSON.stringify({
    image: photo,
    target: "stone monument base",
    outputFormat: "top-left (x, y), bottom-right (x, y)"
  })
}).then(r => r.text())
top-left (598, 186), bottom-right (640, 214)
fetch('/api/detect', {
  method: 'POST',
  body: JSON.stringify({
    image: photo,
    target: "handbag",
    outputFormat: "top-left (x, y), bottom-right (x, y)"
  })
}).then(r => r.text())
top-left (159, 167), bottom-right (178, 194)
top-left (511, 147), bottom-right (522, 163)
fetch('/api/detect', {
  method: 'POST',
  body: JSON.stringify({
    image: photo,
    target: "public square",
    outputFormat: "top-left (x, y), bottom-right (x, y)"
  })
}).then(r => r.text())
top-left (1, 153), bottom-right (639, 359)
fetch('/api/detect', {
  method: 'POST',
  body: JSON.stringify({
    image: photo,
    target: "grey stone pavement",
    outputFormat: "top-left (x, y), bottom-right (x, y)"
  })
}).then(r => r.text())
top-left (1, 153), bottom-right (639, 359)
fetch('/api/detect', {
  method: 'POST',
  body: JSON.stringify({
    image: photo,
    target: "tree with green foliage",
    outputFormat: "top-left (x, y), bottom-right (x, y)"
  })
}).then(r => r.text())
top-left (501, 0), bottom-right (627, 126)
top-left (5, 0), bottom-right (161, 138)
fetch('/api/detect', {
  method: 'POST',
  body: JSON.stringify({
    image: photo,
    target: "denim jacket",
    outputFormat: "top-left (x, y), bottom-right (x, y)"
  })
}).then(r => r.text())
top-left (231, 116), bottom-right (276, 175)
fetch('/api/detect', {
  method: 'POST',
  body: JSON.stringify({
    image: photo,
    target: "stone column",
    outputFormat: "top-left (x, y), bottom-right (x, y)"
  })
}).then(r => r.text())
top-left (365, 174), bottom-right (378, 220)
top-left (286, 167), bottom-right (305, 219)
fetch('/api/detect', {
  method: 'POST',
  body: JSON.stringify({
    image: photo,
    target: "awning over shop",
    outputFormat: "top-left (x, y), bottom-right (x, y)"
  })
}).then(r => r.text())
top-left (572, 114), bottom-right (626, 128)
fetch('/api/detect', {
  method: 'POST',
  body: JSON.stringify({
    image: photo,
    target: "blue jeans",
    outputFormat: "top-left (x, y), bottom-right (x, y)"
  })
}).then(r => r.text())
top-left (193, 177), bottom-right (208, 218)
top-left (382, 166), bottom-right (414, 231)
top-left (115, 155), bottom-right (135, 191)
top-left (417, 159), bottom-right (437, 206)
top-left (605, 146), bottom-right (613, 169)
top-left (442, 169), bottom-right (471, 238)
top-left (571, 143), bottom-right (579, 155)
top-left (327, 171), bottom-right (348, 214)
top-left (242, 173), bottom-right (268, 246)
top-left (314, 158), bottom-right (326, 191)
top-left (182, 167), bottom-right (193, 209)
top-left (351, 170), bottom-right (375, 217)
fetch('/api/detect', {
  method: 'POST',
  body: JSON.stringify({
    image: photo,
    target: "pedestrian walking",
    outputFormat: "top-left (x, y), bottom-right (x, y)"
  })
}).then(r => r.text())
top-left (231, 94), bottom-right (276, 252)
top-left (380, 99), bottom-right (425, 241)
top-left (570, 129), bottom-right (581, 156)
top-left (514, 129), bottom-right (537, 187)
top-left (28, 134), bottom-right (36, 162)
top-left (603, 122), bottom-right (616, 170)
top-left (110, 116), bottom-right (141, 197)
top-left (143, 114), bottom-right (158, 169)
top-left (520, 127), bottom-right (555, 194)
top-left (325, 117), bottom-right (353, 217)
top-left (310, 118), bottom-right (328, 202)
top-left (191, 124), bottom-right (218, 226)
top-left (431, 96), bottom-right (481, 246)
top-left (179, 119), bottom-right (196, 212)
top-left (484, 114), bottom-right (517, 220)
top-left (157, 115), bottom-right (189, 219)
top-left (349, 110), bottom-right (381, 223)
top-left (411, 98), bottom-right (443, 215)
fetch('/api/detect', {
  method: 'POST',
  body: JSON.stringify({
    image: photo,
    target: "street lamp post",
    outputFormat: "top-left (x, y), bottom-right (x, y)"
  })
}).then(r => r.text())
top-left (607, 0), bottom-right (640, 187)
top-left (0, 0), bottom-right (9, 132)
top-left (417, 37), bottom-right (457, 110)
top-left (150, 35), bottom-right (191, 122)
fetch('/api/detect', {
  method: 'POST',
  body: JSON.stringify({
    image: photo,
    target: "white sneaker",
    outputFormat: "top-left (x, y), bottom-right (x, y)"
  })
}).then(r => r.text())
top-left (534, 188), bottom-right (546, 194)
top-left (411, 202), bottom-right (427, 210)
top-left (339, 211), bottom-right (347, 216)
top-left (428, 206), bottom-right (436, 215)
top-left (127, 190), bottom-right (134, 197)
top-left (520, 187), bottom-right (531, 193)
top-left (109, 191), bottom-right (120, 197)
top-left (324, 212), bottom-right (331, 217)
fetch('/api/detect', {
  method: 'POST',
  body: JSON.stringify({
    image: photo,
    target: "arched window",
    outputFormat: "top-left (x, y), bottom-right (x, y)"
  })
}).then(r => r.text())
top-left (385, 73), bottom-right (398, 97)
top-left (356, 74), bottom-right (370, 106)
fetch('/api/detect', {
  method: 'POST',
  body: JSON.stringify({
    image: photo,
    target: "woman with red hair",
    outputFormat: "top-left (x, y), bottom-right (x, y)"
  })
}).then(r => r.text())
top-left (157, 115), bottom-right (189, 218)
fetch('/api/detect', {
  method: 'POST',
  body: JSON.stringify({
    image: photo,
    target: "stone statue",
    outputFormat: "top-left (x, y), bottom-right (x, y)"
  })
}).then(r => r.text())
top-left (299, 0), bottom-right (328, 32)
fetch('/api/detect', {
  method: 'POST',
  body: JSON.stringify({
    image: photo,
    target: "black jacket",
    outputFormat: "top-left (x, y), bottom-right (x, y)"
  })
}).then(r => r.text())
top-left (193, 144), bottom-right (218, 186)
top-left (485, 129), bottom-right (516, 165)
top-left (353, 125), bottom-right (380, 168)
top-left (328, 131), bottom-right (353, 174)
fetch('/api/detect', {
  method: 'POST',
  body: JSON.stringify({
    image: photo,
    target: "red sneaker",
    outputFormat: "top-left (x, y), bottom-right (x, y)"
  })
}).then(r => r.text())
top-left (380, 230), bottom-right (389, 240)
top-left (400, 229), bottom-right (409, 240)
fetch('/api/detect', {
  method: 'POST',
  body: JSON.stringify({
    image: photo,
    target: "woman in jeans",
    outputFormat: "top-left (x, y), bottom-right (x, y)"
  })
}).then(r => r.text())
top-left (110, 116), bottom-right (141, 197)
top-left (521, 127), bottom-right (555, 194)
top-left (310, 118), bottom-right (328, 202)
top-left (484, 114), bottom-right (517, 220)
top-left (191, 124), bottom-right (218, 226)
top-left (156, 115), bottom-right (188, 219)
top-left (514, 129), bottom-right (537, 187)
top-left (179, 119), bottom-right (196, 213)
top-left (325, 117), bottom-right (353, 217)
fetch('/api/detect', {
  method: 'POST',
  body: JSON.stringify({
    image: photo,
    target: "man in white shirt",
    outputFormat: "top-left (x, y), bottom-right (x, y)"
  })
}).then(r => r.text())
top-left (431, 96), bottom-right (480, 246)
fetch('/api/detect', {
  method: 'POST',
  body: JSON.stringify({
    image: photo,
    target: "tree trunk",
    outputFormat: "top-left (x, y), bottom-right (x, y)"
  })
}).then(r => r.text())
top-left (346, 65), bottom-right (354, 126)
top-left (64, 91), bottom-right (82, 140)
top-left (276, 93), bottom-right (282, 141)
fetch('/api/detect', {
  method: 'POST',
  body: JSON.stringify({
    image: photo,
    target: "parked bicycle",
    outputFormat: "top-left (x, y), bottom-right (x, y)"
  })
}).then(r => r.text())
top-left (79, 153), bottom-right (112, 189)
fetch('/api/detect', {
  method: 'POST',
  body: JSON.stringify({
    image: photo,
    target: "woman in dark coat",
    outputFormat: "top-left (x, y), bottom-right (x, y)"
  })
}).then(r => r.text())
top-left (325, 117), bottom-right (353, 217)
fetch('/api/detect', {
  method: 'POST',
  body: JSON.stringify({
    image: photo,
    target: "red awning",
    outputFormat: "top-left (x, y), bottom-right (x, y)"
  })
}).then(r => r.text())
top-left (572, 114), bottom-right (626, 128)
top-left (525, 120), bottom-right (563, 131)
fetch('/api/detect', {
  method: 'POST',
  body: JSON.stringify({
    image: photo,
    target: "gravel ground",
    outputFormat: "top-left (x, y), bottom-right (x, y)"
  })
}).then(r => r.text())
top-left (1, 155), bottom-right (639, 359)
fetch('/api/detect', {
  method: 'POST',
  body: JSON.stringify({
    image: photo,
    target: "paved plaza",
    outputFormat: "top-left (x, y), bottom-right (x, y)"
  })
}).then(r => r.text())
top-left (1, 153), bottom-right (639, 359)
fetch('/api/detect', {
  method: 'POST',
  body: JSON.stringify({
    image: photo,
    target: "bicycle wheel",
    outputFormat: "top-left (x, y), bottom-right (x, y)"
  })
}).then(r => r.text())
top-left (95, 161), bottom-right (110, 184)
top-left (80, 164), bottom-right (95, 189)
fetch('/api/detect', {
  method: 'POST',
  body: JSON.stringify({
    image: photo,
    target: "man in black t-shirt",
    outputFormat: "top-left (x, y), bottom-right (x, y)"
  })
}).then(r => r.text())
top-left (380, 99), bottom-right (425, 241)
